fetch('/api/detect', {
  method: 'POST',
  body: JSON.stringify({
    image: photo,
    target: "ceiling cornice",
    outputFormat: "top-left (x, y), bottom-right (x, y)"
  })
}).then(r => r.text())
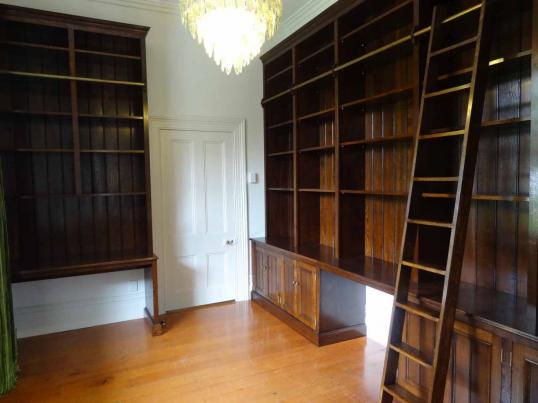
top-left (87, 0), bottom-right (179, 15)
top-left (84, 0), bottom-right (336, 40)
top-left (264, 0), bottom-right (336, 51)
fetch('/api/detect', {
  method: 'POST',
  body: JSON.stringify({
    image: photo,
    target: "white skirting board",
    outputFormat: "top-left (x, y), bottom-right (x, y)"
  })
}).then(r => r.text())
top-left (11, 269), bottom-right (146, 338)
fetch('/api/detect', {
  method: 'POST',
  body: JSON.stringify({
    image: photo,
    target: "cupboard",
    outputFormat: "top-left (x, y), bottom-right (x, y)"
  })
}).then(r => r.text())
top-left (252, 240), bottom-right (366, 345)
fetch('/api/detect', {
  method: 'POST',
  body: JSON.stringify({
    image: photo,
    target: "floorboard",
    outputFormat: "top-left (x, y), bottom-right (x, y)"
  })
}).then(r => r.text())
top-left (3, 301), bottom-right (385, 402)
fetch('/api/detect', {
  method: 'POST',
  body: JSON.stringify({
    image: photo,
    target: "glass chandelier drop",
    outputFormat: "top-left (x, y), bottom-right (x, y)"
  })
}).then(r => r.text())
top-left (179, 0), bottom-right (282, 75)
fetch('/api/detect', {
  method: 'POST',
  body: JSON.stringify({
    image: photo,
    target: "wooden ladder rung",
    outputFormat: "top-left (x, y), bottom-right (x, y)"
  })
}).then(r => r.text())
top-left (390, 341), bottom-right (433, 368)
top-left (430, 36), bottom-right (477, 58)
top-left (401, 260), bottom-right (446, 275)
top-left (424, 83), bottom-right (471, 98)
top-left (419, 129), bottom-right (465, 140)
top-left (395, 301), bottom-right (440, 322)
top-left (383, 384), bottom-right (424, 403)
top-left (414, 176), bottom-right (459, 182)
top-left (407, 219), bottom-right (453, 228)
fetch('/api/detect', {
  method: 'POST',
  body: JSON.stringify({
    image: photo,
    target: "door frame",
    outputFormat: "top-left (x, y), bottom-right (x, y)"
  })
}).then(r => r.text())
top-left (150, 115), bottom-right (249, 313)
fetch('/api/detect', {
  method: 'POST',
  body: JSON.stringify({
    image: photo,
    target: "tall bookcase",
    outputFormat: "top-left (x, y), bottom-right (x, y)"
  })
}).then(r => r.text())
top-left (257, 0), bottom-right (538, 398)
top-left (0, 5), bottom-right (164, 334)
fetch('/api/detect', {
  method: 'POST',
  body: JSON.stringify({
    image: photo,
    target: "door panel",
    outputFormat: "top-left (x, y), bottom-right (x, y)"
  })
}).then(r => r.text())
top-left (512, 342), bottom-right (538, 402)
top-left (162, 129), bottom-right (236, 311)
top-left (254, 247), bottom-right (267, 297)
top-left (281, 256), bottom-right (296, 315)
top-left (266, 251), bottom-right (281, 305)
top-left (295, 261), bottom-right (319, 330)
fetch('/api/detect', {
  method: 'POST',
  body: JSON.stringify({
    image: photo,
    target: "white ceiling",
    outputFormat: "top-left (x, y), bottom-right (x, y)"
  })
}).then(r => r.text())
top-left (281, 0), bottom-right (309, 20)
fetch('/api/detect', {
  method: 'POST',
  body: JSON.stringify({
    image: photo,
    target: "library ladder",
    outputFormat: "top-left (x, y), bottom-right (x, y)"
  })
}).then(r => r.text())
top-left (379, 1), bottom-right (494, 402)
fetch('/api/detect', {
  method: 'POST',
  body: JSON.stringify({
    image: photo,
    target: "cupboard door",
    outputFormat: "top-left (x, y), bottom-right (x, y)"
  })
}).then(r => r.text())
top-left (254, 247), bottom-right (268, 297)
top-left (512, 342), bottom-right (538, 402)
top-left (281, 256), bottom-right (296, 315)
top-left (398, 321), bottom-right (502, 402)
top-left (266, 250), bottom-right (282, 305)
top-left (295, 261), bottom-right (319, 330)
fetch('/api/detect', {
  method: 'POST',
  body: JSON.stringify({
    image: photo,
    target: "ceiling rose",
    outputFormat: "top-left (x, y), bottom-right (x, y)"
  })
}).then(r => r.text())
top-left (179, 0), bottom-right (282, 74)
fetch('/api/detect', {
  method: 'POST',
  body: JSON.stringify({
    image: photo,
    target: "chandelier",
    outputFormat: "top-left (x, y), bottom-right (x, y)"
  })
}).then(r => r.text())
top-left (179, 0), bottom-right (282, 75)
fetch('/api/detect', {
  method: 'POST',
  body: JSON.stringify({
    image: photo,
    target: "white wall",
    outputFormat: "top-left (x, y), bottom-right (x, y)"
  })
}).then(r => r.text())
top-left (8, 0), bottom-right (266, 337)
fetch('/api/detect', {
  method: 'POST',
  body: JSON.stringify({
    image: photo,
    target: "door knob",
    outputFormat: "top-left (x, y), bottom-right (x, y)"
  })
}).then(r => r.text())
top-left (224, 239), bottom-right (235, 246)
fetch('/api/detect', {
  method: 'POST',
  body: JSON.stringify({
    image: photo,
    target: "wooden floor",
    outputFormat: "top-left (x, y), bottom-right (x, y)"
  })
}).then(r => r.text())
top-left (3, 301), bottom-right (385, 402)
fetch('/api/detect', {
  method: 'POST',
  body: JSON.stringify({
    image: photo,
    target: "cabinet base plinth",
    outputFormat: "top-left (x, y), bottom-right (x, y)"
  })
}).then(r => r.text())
top-left (252, 291), bottom-right (365, 346)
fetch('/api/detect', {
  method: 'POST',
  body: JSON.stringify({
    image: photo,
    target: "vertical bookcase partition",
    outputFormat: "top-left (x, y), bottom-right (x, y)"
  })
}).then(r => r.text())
top-left (0, 5), bottom-right (164, 333)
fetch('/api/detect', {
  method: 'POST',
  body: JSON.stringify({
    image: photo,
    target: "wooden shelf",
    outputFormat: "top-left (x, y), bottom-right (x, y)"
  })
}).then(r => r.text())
top-left (0, 40), bottom-right (142, 61)
top-left (341, 86), bottom-right (413, 110)
top-left (75, 48), bottom-right (141, 60)
top-left (421, 193), bottom-right (529, 202)
top-left (1, 110), bottom-right (143, 120)
top-left (297, 42), bottom-right (334, 65)
top-left (482, 117), bottom-right (531, 128)
top-left (489, 49), bottom-right (532, 67)
top-left (299, 144), bottom-right (334, 153)
top-left (0, 70), bottom-right (145, 86)
top-left (2, 148), bottom-right (74, 153)
top-left (261, 88), bottom-right (292, 105)
top-left (341, 135), bottom-right (413, 147)
top-left (298, 189), bottom-right (336, 193)
top-left (80, 149), bottom-right (145, 154)
top-left (340, 190), bottom-right (407, 197)
top-left (1, 109), bottom-right (72, 117)
top-left (266, 65), bottom-right (292, 82)
top-left (438, 50), bottom-right (532, 81)
top-left (0, 39), bottom-right (68, 52)
top-left (267, 150), bottom-right (293, 157)
top-left (266, 120), bottom-right (293, 130)
top-left (414, 176), bottom-right (459, 182)
top-left (340, 0), bottom-right (414, 42)
top-left (79, 113), bottom-right (144, 120)
top-left (293, 69), bottom-right (333, 90)
top-left (2, 148), bottom-right (144, 154)
top-left (268, 187), bottom-right (294, 192)
top-left (17, 192), bottom-right (147, 199)
top-left (297, 107), bottom-right (335, 122)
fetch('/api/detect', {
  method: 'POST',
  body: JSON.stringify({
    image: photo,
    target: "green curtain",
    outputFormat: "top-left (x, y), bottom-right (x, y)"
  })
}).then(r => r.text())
top-left (0, 168), bottom-right (16, 395)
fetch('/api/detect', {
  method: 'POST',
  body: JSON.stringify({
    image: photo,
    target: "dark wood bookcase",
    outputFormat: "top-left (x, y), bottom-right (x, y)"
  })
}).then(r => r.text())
top-left (0, 5), bottom-right (165, 334)
top-left (256, 0), bottom-right (538, 398)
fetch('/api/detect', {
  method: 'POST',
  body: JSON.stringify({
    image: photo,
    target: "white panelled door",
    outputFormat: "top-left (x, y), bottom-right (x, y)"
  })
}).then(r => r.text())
top-left (161, 128), bottom-right (237, 311)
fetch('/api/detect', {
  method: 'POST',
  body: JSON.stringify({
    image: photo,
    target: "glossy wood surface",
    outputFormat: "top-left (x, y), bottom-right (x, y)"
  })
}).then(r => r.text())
top-left (2, 301), bottom-right (386, 403)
